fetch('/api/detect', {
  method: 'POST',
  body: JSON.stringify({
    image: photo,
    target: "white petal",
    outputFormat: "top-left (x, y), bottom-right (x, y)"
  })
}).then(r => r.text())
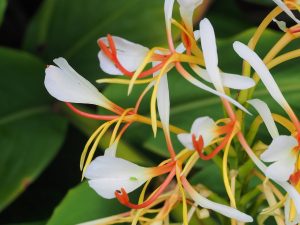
top-left (85, 156), bottom-right (149, 199)
top-left (177, 0), bottom-right (203, 29)
top-left (233, 41), bottom-right (289, 109)
top-left (265, 153), bottom-right (296, 181)
top-left (191, 117), bottom-right (216, 147)
top-left (164, 0), bottom-right (175, 30)
top-left (176, 30), bottom-right (201, 53)
top-left (188, 185), bottom-right (253, 222)
top-left (45, 58), bottom-right (110, 107)
top-left (248, 99), bottom-right (279, 139)
top-left (272, 0), bottom-right (300, 24)
top-left (192, 65), bottom-right (255, 90)
top-left (285, 197), bottom-right (300, 225)
top-left (280, 182), bottom-right (300, 215)
top-left (104, 142), bottom-right (118, 157)
top-left (177, 133), bottom-right (194, 150)
top-left (153, 62), bottom-right (170, 129)
top-left (199, 18), bottom-right (223, 92)
top-left (260, 135), bottom-right (298, 162)
top-left (184, 73), bottom-right (251, 114)
top-left (98, 36), bottom-right (149, 75)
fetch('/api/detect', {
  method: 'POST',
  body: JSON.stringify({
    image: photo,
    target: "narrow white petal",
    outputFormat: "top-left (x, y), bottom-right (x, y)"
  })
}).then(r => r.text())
top-left (260, 135), bottom-right (298, 162)
top-left (192, 65), bottom-right (255, 90)
top-left (177, 133), bottom-right (194, 150)
top-left (272, 0), bottom-right (300, 24)
top-left (191, 117), bottom-right (216, 147)
top-left (153, 62), bottom-right (170, 129)
top-left (104, 142), bottom-right (118, 157)
top-left (184, 73), bottom-right (251, 114)
top-left (248, 99), bottom-right (279, 139)
top-left (176, 30), bottom-right (200, 53)
top-left (45, 58), bottom-right (110, 107)
top-left (85, 156), bottom-right (149, 199)
top-left (98, 36), bottom-right (149, 75)
top-left (233, 41), bottom-right (289, 109)
top-left (265, 153), bottom-right (296, 181)
top-left (199, 18), bottom-right (223, 92)
top-left (177, 0), bottom-right (203, 29)
top-left (164, 0), bottom-right (175, 30)
top-left (220, 72), bottom-right (255, 89)
top-left (188, 185), bottom-right (253, 222)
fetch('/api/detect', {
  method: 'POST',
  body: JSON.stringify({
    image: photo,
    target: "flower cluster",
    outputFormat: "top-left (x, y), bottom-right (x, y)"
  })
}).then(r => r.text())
top-left (44, 0), bottom-right (300, 224)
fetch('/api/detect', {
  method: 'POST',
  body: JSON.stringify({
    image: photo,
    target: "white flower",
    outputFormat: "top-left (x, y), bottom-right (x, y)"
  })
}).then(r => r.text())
top-left (233, 41), bottom-right (291, 111)
top-left (98, 36), bottom-right (149, 75)
top-left (175, 29), bottom-right (255, 90)
top-left (84, 156), bottom-right (151, 199)
top-left (44, 57), bottom-right (112, 109)
top-left (177, 0), bottom-right (203, 30)
top-left (178, 117), bottom-right (217, 150)
top-left (248, 99), bottom-right (298, 182)
top-left (272, 0), bottom-right (300, 24)
top-left (191, 18), bottom-right (254, 114)
top-left (182, 177), bottom-right (253, 222)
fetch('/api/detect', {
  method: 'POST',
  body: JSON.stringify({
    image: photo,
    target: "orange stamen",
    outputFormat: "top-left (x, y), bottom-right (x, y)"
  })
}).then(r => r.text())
top-left (97, 35), bottom-right (168, 78)
top-left (65, 102), bottom-right (118, 120)
top-left (115, 167), bottom-right (176, 209)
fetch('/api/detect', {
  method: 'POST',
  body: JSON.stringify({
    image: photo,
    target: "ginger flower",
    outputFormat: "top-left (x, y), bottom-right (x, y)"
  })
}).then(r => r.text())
top-left (85, 144), bottom-right (175, 200)
top-left (177, 116), bottom-right (236, 160)
top-left (234, 41), bottom-right (300, 225)
top-left (45, 57), bottom-right (113, 109)
top-left (97, 36), bottom-right (149, 76)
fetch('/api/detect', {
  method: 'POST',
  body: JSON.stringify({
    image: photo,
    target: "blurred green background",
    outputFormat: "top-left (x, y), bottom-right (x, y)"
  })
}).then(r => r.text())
top-left (0, 0), bottom-right (299, 224)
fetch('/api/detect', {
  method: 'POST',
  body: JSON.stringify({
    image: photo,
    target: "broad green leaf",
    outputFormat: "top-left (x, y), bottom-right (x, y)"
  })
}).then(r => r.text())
top-left (46, 182), bottom-right (126, 225)
top-left (0, 48), bottom-right (67, 211)
top-left (23, 0), bottom-right (180, 81)
top-left (0, 0), bottom-right (6, 26)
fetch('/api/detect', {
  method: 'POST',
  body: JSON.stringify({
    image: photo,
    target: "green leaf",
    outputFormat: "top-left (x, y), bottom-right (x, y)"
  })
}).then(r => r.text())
top-left (5, 222), bottom-right (45, 225)
top-left (23, 0), bottom-right (180, 81)
top-left (0, 0), bottom-right (6, 26)
top-left (0, 48), bottom-right (67, 211)
top-left (46, 182), bottom-right (126, 225)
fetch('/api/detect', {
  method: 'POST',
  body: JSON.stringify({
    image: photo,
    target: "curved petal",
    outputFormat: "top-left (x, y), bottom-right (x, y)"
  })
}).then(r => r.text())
top-left (177, 133), bottom-right (194, 150)
top-left (248, 99), bottom-right (279, 139)
top-left (98, 36), bottom-right (149, 75)
top-left (191, 117), bottom-right (216, 147)
top-left (233, 41), bottom-right (289, 110)
top-left (88, 176), bottom-right (147, 199)
top-left (85, 156), bottom-right (150, 199)
top-left (104, 142), bottom-right (118, 157)
top-left (260, 135), bottom-right (298, 162)
top-left (177, 0), bottom-right (203, 29)
top-left (183, 72), bottom-right (251, 114)
top-left (45, 58), bottom-right (111, 107)
top-left (192, 65), bottom-right (255, 90)
top-left (153, 62), bottom-right (170, 129)
top-left (265, 153), bottom-right (296, 181)
top-left (186, 181), bottom-right (253, 222)
top-left (272, 0), bottom-right (300, 24)
top-left (164, 0), bottom-right (175, 31)
top-left (199, 18), bottom-right (223, 92)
